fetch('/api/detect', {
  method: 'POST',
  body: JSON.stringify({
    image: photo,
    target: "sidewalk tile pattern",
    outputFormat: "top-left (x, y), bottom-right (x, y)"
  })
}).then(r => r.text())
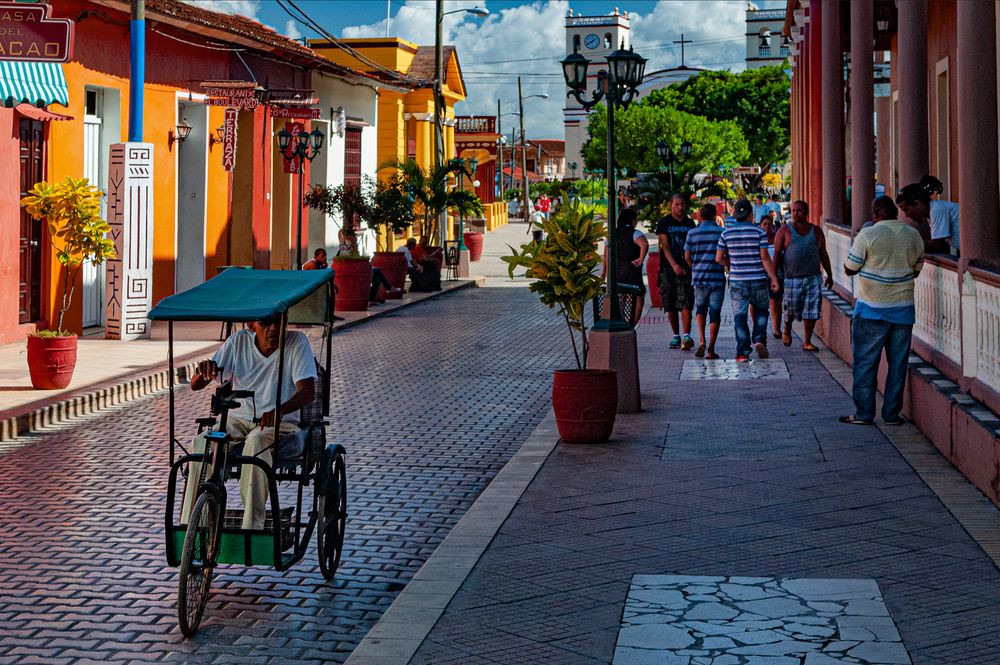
top-left (0, 287), bottom-right (571, 664)
top-left (614, 575), bottom-right (909, 665)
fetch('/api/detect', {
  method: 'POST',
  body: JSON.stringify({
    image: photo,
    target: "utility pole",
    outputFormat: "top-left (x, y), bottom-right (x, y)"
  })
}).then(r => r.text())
top-left (434, 0), bottom-right (447, 248)
top-left (497, 98), bottom-right (503, 201)
top-left (518, 76), bottom-right (530, 225)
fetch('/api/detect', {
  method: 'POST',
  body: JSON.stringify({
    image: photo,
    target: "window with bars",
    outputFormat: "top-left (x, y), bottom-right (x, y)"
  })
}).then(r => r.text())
top-left (344, 126), bottom-right (362, 231)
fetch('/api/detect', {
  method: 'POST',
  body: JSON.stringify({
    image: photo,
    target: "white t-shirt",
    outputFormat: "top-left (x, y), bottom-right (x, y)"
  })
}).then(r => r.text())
top-left (397, 245), bottom-right (414, 268)
top-left (211, 329), bottom-right (317, 424)
top-left (930, 199), bottom-right (960, 248)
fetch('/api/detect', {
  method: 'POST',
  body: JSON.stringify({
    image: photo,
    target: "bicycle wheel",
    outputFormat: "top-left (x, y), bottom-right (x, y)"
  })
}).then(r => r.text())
top-left (178, 491), bottom-right (219, 637)
top-left (317, 447), bottom-right (347, 581)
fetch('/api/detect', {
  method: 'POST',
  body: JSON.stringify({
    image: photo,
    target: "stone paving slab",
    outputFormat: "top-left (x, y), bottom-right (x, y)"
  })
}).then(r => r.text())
top-left (614, 575), bottom-right (910, 665)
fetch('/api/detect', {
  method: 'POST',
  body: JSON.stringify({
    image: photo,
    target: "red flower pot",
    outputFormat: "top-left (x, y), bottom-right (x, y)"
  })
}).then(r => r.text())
top-left (551, 369), bottom-right (618, 444)
top-left (645, 251), bottom-right (662, 308)
top-left (371, 251), bottom-right (407, 299)
top-left (463, 232), bottom-right (484, 262)
top-left (332, 256), bottom-right (373, 312)
top-left (26, 334), bottom-right (78, 390)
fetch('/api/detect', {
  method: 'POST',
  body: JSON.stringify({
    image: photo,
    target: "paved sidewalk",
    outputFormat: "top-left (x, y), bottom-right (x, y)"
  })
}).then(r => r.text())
top-left (406, 307), bottom-right (1000, 664)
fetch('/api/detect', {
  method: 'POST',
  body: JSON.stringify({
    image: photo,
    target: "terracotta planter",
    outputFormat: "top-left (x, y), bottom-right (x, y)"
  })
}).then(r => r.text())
top-left (551, 369), bottom-right (617, 444)
top-left (332, 256), bottom-right (373, 312)
top-left (371, 251), bottom-right (407, 299)
top-left (645, 251), bottom-right (662, 308)
top-left (26, 334), bottom-right (78, 390)
top-left (463, 232), bottom-right (484, 262)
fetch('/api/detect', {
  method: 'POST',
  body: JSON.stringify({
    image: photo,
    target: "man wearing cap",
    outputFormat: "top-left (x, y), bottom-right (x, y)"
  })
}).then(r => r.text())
top-left (716, 198), bottom-right (781, 361)
top-left (181, 316), bottom-right (317, 530)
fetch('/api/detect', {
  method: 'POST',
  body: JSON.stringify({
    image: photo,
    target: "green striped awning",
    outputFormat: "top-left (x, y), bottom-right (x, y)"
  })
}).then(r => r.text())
top-left (0, 61), bottom-right (69, 109)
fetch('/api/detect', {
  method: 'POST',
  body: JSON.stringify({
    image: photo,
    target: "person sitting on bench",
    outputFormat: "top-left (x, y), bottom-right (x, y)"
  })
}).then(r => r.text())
top-left (398, 237), bottom-right (441, 292)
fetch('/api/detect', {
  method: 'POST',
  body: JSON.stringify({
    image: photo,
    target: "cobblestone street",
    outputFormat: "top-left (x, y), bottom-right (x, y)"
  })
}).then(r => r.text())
top-left (0, 283), bottom-right (570, 664)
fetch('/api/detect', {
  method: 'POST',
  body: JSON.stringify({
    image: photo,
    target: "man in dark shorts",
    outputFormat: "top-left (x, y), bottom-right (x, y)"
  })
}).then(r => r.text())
top-left (655, 194), bottom-right (696, 350)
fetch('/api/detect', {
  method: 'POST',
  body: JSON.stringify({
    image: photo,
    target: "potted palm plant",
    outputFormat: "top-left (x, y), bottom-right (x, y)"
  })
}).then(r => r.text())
top-left (503, 195), bottom-right (617, 444)
top-left (20, 177), bottom-right (116, 389)
top-left (305, 183), bottom-right (373, 311)
top-left (388, 158), bottom-right (483, 247)
top-left (367, 173), bottom-right (415, 298)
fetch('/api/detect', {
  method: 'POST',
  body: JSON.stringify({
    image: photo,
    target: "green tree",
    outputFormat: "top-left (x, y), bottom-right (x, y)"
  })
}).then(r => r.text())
top-left (383, 158), bottom-right (483, 243)
top-left (582, 102), bottom-right (749, 188)
top-left (646, 65), bottom-right (791, 166)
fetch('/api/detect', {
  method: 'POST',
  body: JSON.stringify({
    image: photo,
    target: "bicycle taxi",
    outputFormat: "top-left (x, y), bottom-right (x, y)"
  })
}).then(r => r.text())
top-left (147, 268), bottom-right (347, 636)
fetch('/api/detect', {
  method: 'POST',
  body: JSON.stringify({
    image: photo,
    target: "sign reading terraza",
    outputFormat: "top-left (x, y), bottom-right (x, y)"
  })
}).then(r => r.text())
top-left (0, 2), bottom-right (74, 62)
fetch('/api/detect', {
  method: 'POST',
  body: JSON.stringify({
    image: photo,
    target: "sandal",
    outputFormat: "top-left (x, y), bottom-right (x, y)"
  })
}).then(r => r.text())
top-left (884, 416), bottom-right (908, 426)
top-left (839, 415), bottom-right (873, 426)
top-left (802, 343), bottom-right (819, 352)
top-left (705, 351), bottom-right (721, 360)
top-left (695, 343), bottom-right (706, 358)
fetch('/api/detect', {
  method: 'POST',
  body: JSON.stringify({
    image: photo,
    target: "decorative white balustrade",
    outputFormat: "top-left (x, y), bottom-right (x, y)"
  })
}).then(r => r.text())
top-left (913, 260), bottom-right (962, 365)
top-left (823, 225), bottom-right (854, 294)
top-left (973, 275), bottom-right (1000, 396)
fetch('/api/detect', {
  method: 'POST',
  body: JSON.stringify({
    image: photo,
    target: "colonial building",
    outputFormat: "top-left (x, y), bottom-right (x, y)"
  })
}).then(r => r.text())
top-left (1, 0), bottom-right (386, 342)
top-left (746, 5), bottom-right (790, 69)
top-left (784, 0), bottom-right (1000, 507)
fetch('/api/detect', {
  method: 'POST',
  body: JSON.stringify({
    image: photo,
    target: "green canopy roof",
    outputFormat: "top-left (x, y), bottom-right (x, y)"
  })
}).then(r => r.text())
top-left (147, 268), bottom-right (335, 323)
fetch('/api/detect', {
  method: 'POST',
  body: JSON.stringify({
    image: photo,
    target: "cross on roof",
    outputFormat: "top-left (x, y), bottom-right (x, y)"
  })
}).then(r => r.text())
top-left (673, 33), bottom-right (692, 68)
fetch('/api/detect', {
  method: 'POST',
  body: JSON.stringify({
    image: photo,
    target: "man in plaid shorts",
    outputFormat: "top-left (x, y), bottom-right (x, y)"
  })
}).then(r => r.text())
top-left (772, 200), bottom-right (833, 351)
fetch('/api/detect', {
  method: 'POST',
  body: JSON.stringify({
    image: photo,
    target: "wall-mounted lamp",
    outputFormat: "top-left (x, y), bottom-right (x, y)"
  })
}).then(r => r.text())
top-left (208, 124), bottom-right (225, 148)
top-left (876, 8), bottom-right (890, 33)
top-left (168, 118), bottom-right (192, 149)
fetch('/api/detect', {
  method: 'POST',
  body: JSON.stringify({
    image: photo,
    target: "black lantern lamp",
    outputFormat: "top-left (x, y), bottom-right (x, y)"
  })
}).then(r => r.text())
top-left (656, 140), bottom-right (669, 162)
top-left (310, 127), bottom-right (324, 152)
top-left (560, 46), bottom-right (590, 92)
top-left (168, 117), bottom-right (192, 149)
top-left (680, 140), bottom-right (692, 158)
top-left (277, 127), bottom-right (292, 153)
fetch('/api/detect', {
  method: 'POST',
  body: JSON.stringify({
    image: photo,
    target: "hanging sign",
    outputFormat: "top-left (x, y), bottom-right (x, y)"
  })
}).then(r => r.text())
top-left (271, 107), bottom-right (321, 120)
top-left (0, 2), bottom-right (75, 62)
top-left (221, 107), bottom-right (238, 172)
top-left (201, 81), bottom-right (259, 109)
top-left (281, 122), bottom-right (304, 174)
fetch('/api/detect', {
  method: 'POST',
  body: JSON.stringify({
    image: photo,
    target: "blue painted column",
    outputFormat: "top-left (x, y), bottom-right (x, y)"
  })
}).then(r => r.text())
top-left (128, 0), bottom-right (145, 142)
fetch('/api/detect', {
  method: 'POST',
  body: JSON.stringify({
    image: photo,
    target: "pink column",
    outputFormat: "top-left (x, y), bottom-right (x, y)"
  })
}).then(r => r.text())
top-left (957, 1), bottom-right (1000, 263)
top-left (820, 0), bottom-right (844, 225)
top-left (849, 0), bottom-right (874, 232)
top-left (896, 0), bottom-right (928, 186)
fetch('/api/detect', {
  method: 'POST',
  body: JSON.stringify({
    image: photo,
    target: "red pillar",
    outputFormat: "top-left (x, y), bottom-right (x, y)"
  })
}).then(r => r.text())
top-left (807, 15), bottom-right (824, 215)
top-left (821, 0), bottom-right (845, 225)
top-left (897, 0), bottom-right (929, 186)
top-left (850, 0), bottom-right (875, 233)
top-left (957, 0), bottom-right (1000, 264)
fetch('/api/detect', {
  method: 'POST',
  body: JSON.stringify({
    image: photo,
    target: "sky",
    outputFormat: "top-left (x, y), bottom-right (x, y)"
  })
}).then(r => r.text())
top-left (186, 0), bottom-right (784, 138)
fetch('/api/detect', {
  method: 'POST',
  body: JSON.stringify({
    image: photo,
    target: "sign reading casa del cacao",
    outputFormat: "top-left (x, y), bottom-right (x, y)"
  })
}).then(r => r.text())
top-left (0, 2), bottom-right (74, 62)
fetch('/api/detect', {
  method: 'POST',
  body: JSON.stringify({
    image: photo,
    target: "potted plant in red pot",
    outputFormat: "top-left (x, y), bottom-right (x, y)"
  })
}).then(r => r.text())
top-left (367, 173), bottom-right (415, 298)
top-left (305, 183), bottom-right (373, 311)
top-left (503, 195), bottom-right (617, 444)
top-left (20, 177), bottom-right (116, 389)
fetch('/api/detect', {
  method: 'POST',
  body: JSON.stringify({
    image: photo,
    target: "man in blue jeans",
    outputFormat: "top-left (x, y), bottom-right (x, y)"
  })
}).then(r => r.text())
top-left (716, 199), bottom-right (780, 361)
top-left (841, 196), bottom-right (924, 426)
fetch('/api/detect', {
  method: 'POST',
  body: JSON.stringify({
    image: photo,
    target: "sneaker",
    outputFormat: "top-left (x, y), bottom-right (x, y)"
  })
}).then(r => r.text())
top-left (735, 354), bottom-right (750, 362)
top-left (754, 342), bottom-right (769, 359)
top-left (681, 334), bottom-right (695, 351)
top-left (668, 335), bottom-right (682, 349)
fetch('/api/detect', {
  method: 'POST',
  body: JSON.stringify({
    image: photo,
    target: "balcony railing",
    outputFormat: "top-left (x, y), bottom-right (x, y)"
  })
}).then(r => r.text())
top-left (758, 46), bottom-right (771, 57)
top-left (913, 258), bottom-right (962, 365)
top-left (970, 268), bottom-right (1000, 397)
top-left (455, 116), bottom-right (496, 134)
top-left (823, 223), bottom-right (855, 295)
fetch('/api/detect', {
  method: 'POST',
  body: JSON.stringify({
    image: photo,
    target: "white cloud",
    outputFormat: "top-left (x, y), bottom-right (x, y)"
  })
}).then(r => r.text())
top-left (284, 18), bottom-right (302, 41)
top-left (340, 0), bottom-right (759, 139)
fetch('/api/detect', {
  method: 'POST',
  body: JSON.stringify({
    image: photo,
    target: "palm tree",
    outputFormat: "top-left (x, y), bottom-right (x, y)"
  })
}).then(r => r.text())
top-left (384, 158), bottom-right (483, 244)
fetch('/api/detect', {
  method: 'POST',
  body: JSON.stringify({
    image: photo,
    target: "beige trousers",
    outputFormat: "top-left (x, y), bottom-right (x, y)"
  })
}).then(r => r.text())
top-left (180, 417), bottom-right (299, 530)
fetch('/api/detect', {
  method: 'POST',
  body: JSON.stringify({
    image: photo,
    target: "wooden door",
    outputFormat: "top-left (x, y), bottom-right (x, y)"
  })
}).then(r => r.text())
top-left (19, 118), bottom-right (44, 324)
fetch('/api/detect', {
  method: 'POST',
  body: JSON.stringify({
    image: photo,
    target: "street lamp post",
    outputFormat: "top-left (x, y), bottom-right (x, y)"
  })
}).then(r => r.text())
top-left (561, 40), bottom-right (647, 412)
top-left (435, 2), bottom-right (488, 248)
top-left (655, 139), bottom-right (692, 191)
top-left (516, 81), bottom-right (549, 225)
top-left (277, 126), bottom-right (324, 269)
top-left (450, 156), bottom-right (478, 251)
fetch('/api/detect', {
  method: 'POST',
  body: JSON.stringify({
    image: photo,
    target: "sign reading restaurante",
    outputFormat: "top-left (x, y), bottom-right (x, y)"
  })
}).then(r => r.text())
top-left (0, 2), bottom-right (74, 62)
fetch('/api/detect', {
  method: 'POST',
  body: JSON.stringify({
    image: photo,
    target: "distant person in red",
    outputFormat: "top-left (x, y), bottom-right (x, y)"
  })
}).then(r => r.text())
top-left (535, 194), bottom-right (552, 220)
top-left (302, 248), bottom-right (327, 270)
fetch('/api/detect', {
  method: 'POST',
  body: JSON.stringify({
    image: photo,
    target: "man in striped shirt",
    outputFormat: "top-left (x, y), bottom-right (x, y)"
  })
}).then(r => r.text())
top-left (840, 196), bottom-right (924, 426)
top-left (715, 199), bottom-right (781, 361)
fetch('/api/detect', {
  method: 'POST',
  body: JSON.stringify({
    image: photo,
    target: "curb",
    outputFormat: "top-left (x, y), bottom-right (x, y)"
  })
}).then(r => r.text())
top-left (345, 410), bottom-right (561, 665)
top-left (0, 278), bottom-right (484, 443)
